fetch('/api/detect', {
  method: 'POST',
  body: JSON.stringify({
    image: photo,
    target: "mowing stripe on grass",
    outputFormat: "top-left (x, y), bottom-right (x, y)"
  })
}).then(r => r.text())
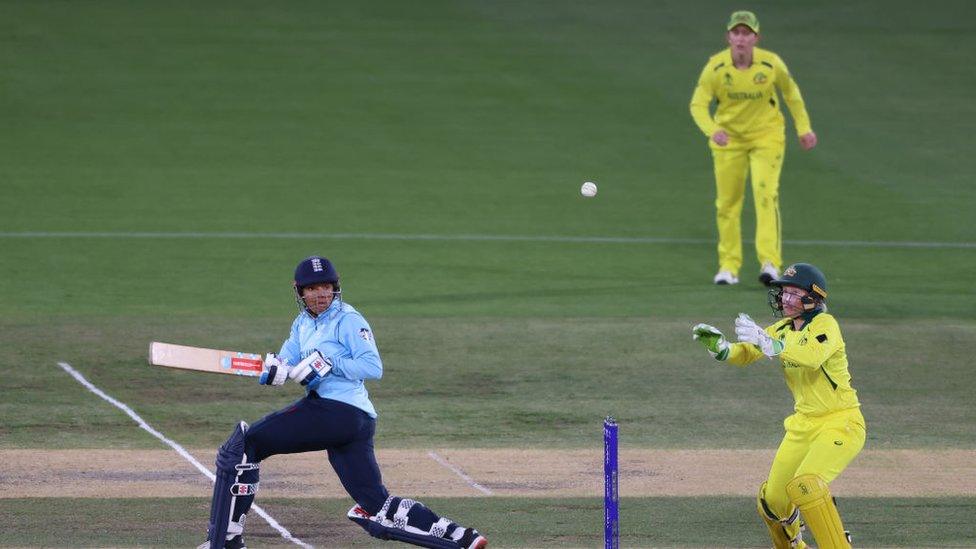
top-left (2, 231), bottom-right (975, 249)
top-left (427, 451), bottom-right (493, 495)
top-left (56, 361), bottom-right (313, 549)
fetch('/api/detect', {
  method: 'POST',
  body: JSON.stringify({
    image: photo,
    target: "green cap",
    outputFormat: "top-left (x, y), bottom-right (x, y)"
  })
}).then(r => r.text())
top-left (727, 10), bottom-right (759, 33)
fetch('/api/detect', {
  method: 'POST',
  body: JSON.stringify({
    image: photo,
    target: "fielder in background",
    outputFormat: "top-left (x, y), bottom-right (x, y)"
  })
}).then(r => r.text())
top-left (690, 11), bottom-right (817, 286)
top-left (692, 263), bottom-right (864, 549)
top-left (199, 256), bottom-right (488, 549)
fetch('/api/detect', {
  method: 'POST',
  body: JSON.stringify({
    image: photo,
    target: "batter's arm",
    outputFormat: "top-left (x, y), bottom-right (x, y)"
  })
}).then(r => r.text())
top-left (277, 317), bottom-right (303, 365)
top-left (328, 313), bottom-right (383, 381)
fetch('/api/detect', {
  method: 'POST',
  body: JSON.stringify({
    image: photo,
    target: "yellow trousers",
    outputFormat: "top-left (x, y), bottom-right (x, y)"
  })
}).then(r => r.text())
top-left (710, 134), bottom-right (785, 275)
top-left (763, 408), bottom-right (866, 539)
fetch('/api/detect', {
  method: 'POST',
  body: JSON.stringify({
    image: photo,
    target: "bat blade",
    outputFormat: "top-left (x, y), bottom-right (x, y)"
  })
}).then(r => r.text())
top-left (149, 342), bottom-right (264, 377)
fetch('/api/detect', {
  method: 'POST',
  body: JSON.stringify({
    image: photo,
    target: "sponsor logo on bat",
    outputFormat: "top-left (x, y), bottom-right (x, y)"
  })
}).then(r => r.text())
top-left (229, 355), bottom-right (263, 373)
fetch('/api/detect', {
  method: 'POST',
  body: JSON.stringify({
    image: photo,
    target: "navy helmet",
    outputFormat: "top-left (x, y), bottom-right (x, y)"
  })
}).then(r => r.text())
top-left (294, 256), bottom-right (341, 312)
top-left (768, 263), bottom-right (828, 316)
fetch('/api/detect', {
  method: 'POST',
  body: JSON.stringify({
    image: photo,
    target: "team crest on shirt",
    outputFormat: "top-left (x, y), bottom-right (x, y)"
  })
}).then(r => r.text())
top-left (797, 335), bottom-right (808, 346)
top-left (724, 73), bottom-right (733, 86)
top-left (359, 328), bottom-right (373, 342)
top-left (753, 72), bottom-right (768, 84)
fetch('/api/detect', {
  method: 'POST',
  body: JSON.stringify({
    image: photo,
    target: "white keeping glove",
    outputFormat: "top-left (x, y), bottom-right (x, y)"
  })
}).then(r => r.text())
top-left (259, 353), bottom-right (290, 386)
top-left (288, 350), bottom-right (334, 389)
top-left (734, 313), bottom-right (783, 357)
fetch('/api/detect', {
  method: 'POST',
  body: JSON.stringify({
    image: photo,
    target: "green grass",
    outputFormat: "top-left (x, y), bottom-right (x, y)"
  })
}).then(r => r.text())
top-left (3, 315), bottom-right (975, 449)
top-left (2, 497), bottom-right (974, 548)
top-left (2, 0), bottom-right (975, 547)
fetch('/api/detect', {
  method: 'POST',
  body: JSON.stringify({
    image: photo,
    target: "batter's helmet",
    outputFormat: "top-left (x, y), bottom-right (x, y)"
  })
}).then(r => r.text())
top-left (768, 263), bottom-right (828, 316)
top-left (294, 256), bottom-right (341, 312)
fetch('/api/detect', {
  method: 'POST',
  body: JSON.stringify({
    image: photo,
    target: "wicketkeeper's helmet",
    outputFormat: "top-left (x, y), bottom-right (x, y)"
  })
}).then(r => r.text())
top-left (294, 256), bottom-right (341, 312)
top-left (767, 263), bottom-right (828, 316)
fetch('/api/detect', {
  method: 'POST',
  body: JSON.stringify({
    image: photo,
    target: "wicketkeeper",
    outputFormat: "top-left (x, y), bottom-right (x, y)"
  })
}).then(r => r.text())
top-left (692, 263), bottom-right (864, 549)
top-left (199, 256), bottom-right (488, 549)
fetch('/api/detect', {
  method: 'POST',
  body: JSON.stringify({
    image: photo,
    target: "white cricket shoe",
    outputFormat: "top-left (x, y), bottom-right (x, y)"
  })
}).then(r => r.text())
top-left (759, 262), bottom-right (779, 287)
top-left (713, 271), bottom-right (739, 285)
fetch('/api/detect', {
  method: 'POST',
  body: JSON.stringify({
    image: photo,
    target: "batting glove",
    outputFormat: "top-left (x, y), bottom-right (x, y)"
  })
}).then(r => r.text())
top-left (259, 353), bottom-right (290, 386)
top-left (734, 313), bottom-right (783, 357)
top-left (288, 350), bottom-right (334, 390)
top-left (692, 323), bottom-right (730, 360)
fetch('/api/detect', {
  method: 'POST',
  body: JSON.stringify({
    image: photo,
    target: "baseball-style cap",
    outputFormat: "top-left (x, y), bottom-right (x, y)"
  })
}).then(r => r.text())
top-left (727, 10), bottom-right (760, 33)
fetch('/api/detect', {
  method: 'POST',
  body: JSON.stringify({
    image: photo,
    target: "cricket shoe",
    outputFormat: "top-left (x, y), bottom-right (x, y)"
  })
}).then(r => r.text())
top-left (713, 270), bottom-right (739, 285)
top-left (759, 262), bottom-right (779, 287)
top-left (196, 535), bottom-right (246, 549)
top-left (457, 528), bottom-right (488, 549)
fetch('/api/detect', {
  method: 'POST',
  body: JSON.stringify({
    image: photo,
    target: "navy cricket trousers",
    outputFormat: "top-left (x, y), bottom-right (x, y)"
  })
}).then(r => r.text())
top-left (239, 393), bottom-right (390, 515)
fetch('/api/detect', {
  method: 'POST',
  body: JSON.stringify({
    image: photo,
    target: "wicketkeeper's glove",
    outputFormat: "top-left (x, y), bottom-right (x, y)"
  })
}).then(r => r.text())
top-left (259, 353), bottom-right (290, 386)
top-left (692, 323), bottom-right (730, 360)
top-left (734, 313), bottom-right (784, 357)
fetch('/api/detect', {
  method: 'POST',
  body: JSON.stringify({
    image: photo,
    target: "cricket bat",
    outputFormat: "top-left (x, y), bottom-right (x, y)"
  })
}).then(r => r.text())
top-left (149, 341), bottom-right (264, 377)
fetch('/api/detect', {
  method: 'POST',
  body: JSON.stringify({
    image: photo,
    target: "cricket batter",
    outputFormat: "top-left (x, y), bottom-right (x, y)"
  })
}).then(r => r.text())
top-left (199, 256), bottom-right (488, 549)
top-left (690, 11), bottom-right (817, 286)
top-left (692, 263), bottom-right (864, 549)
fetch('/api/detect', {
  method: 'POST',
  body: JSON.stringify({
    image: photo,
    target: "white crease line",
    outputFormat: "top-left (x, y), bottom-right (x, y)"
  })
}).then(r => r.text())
top-left (427, 451), bottom-right (493, 495)
top-left (3, 231), bottom-right (974, 249)
top-left (56, 361), bottom-right (313, 549)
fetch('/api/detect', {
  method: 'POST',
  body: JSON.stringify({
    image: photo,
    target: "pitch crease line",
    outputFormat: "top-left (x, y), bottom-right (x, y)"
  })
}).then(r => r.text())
top-left (427, 451), bottom-right (493, 495)
top-left (56, 361), bottom-right (313, 549)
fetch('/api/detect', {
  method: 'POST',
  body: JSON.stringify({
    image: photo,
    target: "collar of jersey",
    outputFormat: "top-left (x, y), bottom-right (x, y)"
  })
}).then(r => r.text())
top-left (789, 308), bottom-right (823, 330)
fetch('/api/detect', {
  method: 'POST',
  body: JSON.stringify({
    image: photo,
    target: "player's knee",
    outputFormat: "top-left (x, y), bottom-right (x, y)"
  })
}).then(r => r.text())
top-left (758, 480), bottom-right (792, 519)
top-left (216, 421), bottom-right (249, 471)
top-left (786, 473), bottom-right (830, 507)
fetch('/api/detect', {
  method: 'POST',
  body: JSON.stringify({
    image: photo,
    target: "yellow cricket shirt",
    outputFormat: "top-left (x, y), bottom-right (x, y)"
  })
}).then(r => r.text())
top-left (726, 312), bottom-right (861, 416)
top-left (690, 47), bottom-right (812, 140)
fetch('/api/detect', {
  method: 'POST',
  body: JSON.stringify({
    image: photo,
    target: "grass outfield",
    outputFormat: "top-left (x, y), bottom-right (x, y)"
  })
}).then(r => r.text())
top-left (3, 314), bottom-right (975, 450)
top-left (2, 498), bottom-right (975, 548)
top-left (2, 0), bottom-right (975, 547)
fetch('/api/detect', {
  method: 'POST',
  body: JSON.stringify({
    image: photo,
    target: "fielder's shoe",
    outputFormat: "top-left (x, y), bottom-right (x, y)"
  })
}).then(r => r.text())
top-left (759, 262), bottom-right (779, 287)
top-left (713, 270), bottom-right (739, 285)
top-left (457, 527), bottom-right (488, 549)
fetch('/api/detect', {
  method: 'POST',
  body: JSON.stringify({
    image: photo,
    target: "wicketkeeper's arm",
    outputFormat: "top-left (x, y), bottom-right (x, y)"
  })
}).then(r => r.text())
top-left (692, 324), bottom-right (730, 360)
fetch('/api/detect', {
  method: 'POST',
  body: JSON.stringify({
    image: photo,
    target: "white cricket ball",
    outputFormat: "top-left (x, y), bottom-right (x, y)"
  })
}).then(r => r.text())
top-left (580, 181), bottom-right (598, 197)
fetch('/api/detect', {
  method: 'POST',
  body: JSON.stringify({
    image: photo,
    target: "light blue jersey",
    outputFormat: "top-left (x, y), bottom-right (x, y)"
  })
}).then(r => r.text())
top-left (278, 299), bottom-right (382, 418)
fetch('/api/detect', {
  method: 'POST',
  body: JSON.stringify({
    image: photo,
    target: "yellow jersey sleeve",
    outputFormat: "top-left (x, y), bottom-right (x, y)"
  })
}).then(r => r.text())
top-left (725, 339), bottom-right (766, 366)
top-left (690, 59), bottom-right (721, 137)
top-left (771, 53), bottom-right (813, 136)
